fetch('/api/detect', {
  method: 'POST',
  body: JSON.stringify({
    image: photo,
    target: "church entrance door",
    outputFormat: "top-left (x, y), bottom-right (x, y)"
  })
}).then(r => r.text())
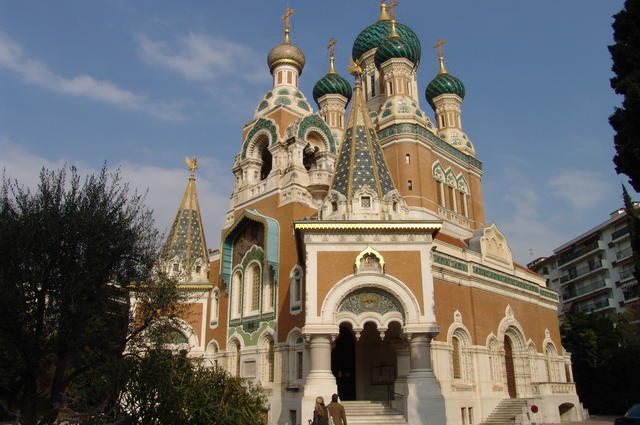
top-left (504, 336), bottom-right (517, 398)
top-left (332, 324), bottom-right (356, 400)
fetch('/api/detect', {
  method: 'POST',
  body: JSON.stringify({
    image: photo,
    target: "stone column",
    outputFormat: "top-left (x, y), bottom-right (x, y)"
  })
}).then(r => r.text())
top-left (406, 333), bottom-right (446, 425)
top-left (301, 334), bottom-right (337, 423)
top-left (392, 342), bottom-right (411, 414)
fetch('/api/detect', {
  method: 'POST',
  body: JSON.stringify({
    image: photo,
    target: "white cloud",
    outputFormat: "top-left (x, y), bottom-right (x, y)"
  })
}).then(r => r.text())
top-left (547, 170), bottom-right (608, 209)
top-left (137, 32), bottom-right (267, 83)
top-left (0, 30), bottom-right (186, 121)
top-left (0, 137), bottom-right (231, 249)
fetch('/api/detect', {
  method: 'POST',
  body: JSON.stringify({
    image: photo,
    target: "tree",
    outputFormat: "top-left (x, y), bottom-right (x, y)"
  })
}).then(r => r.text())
top-left (0, 166), bottom-right (183, 425)
top-left (561, 310), bottom-right (640, 414)
top-left (609, 0), bottom-right (640, 191)
top-left (84, 349), bottom-right (267, 425)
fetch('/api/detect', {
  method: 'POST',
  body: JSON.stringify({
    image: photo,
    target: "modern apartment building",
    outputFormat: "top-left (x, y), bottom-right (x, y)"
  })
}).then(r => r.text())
top-left (528, 205), bottom-right (639, 317)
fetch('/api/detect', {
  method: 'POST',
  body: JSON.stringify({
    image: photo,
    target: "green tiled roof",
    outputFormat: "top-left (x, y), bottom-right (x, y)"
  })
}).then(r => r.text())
top-left (352, 21), bottom-right (421, 61)
top-left (374, 35), bottom-right (419, 68)
top-left (312, 72), bottom-right (353, 104)
top-left (162, 174), bottom-right (208, 275)
top-left (330, 84), bottom-right (396, 199)
top-left (425, 73), bottom-right (465, 108)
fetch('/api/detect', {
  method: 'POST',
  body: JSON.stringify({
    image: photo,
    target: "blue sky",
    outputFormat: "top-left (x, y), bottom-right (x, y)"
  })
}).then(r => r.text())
top-left (0, 0), bottom-right (634, 264)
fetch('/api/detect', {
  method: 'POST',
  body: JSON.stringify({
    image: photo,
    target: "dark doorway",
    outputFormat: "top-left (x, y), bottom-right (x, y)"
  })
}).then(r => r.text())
top-left (332, 324), bottom-right (356, 400)
top-left (504, 336), bottom-right (517, 398)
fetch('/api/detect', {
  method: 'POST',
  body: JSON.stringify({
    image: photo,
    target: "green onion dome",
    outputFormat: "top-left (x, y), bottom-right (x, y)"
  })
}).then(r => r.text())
top-left (312, 72), bottom-right (353, 105)
top-left (374, 33), bottom-right (419, 68)
top-left (352, 20), bottom-right (421, 62)
top-left (425, 72), bottom-right (465, 109)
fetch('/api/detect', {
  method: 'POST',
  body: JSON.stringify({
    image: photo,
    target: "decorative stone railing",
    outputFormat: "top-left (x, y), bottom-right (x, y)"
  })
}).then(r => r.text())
top-left (531, 382), bottom-right (576, 395)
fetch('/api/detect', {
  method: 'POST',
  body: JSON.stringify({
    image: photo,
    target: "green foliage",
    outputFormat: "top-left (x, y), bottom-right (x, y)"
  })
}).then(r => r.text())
top-left (86, 350), bottom-right (267, 425)
top-left (561, 310), bottom-right (640, 414)
top-left (609, 0), bottom-right (640, 192)
top-left (0, 166), bottom-right (182, 424)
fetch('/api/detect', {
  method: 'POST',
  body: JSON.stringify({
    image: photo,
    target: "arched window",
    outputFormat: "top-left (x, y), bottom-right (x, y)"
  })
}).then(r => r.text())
top-left (245, 263), bottom-right (261, 315)
top-left (528, 344), bottom-right (538, 382)
top-left (263, 270), bottom-right (273, 313)
top-left (234, 341), bottom-right (241, 377)
top-left (450, 327), bottom-right (473, 383)
top-left (210, 288), bottom-right (220, 327)
top-left (260, 145), bottom-right (272, 180)
top-left (267, 339), bottom-right (275, 382)
top-left (488, 337), bottom-right (501, 383)
top-left (303, 143), bottom-right (319, 171)
top-left (231, 271), bottom-right (242, 319)
top-left (545, 343), bottom-right (558, 382)
top-left (290, 267), bottom-right (302, 313)
top-left (452, 336), bottom-right (462, 379)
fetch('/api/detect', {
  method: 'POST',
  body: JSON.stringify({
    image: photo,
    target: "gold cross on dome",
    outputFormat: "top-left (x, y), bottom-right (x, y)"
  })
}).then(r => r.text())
top-left (434, 38), bottom-right (446, 57)
top-left (327, 37), bottom-right (336, 57)
top-left (282, 7), bottom-right (294, 31)
top-left (388, 0), bottom-right (399, 19)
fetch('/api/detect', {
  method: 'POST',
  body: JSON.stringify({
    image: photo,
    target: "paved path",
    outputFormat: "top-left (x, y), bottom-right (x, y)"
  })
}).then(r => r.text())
top-left (546, 415), bottom-right (617, 425)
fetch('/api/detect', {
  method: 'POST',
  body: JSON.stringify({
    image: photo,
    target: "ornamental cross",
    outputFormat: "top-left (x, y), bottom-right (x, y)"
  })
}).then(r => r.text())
top-left (281, 7), bottom-right (294, 31)
top-left (434, 38), bottom-right (446, 57)
top-left (388, 0), bottom-right (399, 19)
top-left (327, 37), bottom-right (337, 58)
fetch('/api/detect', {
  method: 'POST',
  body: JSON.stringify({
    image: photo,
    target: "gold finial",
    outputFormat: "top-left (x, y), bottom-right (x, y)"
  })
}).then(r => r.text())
top-left (327, 38), bottom-right (337, 74)
top-left (388, 0), bottom-right (399, 20)
top-left (348, 57), bottom-right (363, 86)
top-left (433, 38), bottom-right (448, 74)
top-left (184, 156), bottom-right (198, 179)
top-left (378, 1), bottom-right (390, 21)
top-left (281, 7), bottom-right (294, 44)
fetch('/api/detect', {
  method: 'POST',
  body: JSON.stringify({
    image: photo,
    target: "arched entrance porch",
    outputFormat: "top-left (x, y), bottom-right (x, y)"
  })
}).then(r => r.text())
top-left (332, 321), bottom-right (403, 401)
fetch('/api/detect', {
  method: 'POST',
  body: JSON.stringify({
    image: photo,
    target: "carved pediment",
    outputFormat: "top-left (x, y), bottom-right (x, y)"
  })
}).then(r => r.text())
top-left (469, 223), bottom-right (513, 266)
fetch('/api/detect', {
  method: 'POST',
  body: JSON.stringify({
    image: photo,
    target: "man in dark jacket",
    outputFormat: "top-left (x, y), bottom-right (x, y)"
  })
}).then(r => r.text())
top-left (327, 393), bottom-right (347, 425)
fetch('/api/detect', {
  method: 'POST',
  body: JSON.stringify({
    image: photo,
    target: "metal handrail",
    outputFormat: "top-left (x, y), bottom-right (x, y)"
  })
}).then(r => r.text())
top-left (386, 385), bottom-right (406, 408)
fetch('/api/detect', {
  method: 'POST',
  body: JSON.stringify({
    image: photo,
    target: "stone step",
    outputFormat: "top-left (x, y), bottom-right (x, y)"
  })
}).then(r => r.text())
top-left (341, 400), bottom-right (407, 425)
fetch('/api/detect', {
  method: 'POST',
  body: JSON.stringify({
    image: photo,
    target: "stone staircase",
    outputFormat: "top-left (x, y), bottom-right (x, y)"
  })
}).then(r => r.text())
top-left (341, 400), bottom-right (407, 425)
top-left (481, 398), bottom-right (529, 425)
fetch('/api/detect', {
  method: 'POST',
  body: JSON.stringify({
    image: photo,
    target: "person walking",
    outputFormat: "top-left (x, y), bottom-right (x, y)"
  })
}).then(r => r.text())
top-left (311, 396), bottom-right (329, 425)
top-left (327, 393), bottom-right (347, 425)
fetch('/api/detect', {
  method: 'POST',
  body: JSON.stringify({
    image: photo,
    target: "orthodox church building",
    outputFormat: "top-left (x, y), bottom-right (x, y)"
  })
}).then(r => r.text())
top-left (157, 4), bottom-right (583, 425)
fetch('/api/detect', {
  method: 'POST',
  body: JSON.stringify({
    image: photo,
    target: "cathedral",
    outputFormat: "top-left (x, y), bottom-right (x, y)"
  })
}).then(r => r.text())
top-left (158, 4), bottom-right (584, 425)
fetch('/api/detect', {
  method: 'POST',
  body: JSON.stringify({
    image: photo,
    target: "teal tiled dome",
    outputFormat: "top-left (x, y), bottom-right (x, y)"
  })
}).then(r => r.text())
top-left (374, 34), bottom-right (419, 68)
top-left (352, 21), bottom-right (421, 61)
top-left (313, 72), bottom-right (353, 104)
top-left (425, 72), bottom-right (465, 108)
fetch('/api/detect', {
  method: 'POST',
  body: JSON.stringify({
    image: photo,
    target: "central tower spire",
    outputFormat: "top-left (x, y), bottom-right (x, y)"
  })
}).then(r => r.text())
top-left (321, 60), bottom-right (407, 220)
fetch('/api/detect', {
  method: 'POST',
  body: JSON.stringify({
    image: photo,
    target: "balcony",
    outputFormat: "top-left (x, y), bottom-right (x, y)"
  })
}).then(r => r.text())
top-left (559, 259), bottom-right (604, 284)
top-left (437, 206), bottom-right (471, 228)
top-left (531, 382), bottom-right (576, 395)
top-left (616, 246), bottom-right (634, 261)
top-left (622, 280), bottom-right (638, 301)
top-left (562, 278), bottom-right (607, 301)
top-left (557, 240), bottom-right (604, 269)
top-left (574, 297), bottom-right (613, 313)
top-left (611, 226), bottom-right (629, 241)
top-left (620, 268), bottom-right (635, 280)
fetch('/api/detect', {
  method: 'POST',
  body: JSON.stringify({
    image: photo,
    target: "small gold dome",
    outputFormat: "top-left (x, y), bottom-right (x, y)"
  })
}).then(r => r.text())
top-left (267, 41), bottom-right (305, 74)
